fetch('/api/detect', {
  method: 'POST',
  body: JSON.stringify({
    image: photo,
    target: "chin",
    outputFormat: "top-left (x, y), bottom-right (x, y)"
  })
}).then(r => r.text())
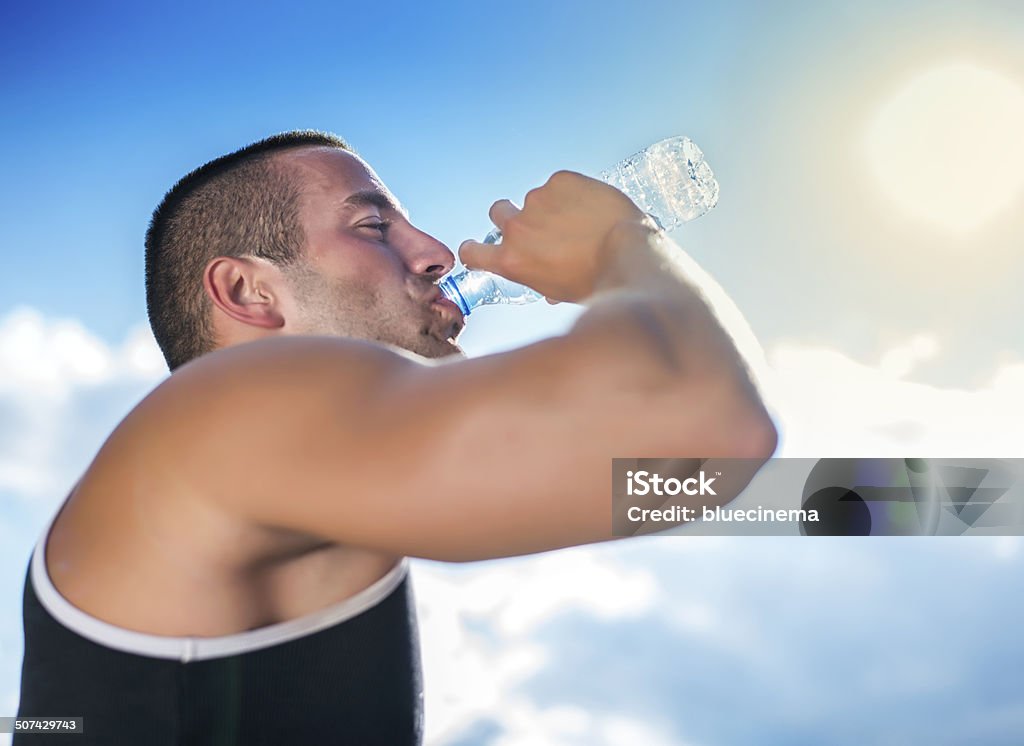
top-left (382, 329), bottom-right (464, 360)
top-left (424, 338), bottom-right (465, 360)
top-left (410, 321), bottom-right (465, 360)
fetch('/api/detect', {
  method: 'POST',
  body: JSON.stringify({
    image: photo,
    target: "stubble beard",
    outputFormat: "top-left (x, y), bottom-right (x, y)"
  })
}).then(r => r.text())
top-left (286, 267), bottom-right (464, 360)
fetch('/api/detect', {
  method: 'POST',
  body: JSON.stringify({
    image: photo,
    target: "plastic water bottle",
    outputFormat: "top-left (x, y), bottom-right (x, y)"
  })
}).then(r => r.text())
top-left (439, 136), bottom-right (719, 316)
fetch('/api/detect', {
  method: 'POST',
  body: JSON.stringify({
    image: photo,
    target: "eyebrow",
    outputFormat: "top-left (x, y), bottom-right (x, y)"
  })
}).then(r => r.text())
top-left (342, 189), bottom-right (409, 218)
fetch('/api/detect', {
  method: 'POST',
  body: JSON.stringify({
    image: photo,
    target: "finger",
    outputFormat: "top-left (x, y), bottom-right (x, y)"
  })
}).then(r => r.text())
top-left (458, 239), bottom-right (503, 271)
top-left (488, 199), bottom-right (521, 231)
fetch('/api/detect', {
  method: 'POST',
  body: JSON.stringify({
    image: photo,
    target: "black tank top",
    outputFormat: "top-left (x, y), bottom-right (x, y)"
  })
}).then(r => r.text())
top-left (15, 511), bottom-right (423, 745)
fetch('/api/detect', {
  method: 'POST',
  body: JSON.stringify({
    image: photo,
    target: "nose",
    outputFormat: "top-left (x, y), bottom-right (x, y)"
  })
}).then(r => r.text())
top-left (397, 224), bottom-right (455, 279)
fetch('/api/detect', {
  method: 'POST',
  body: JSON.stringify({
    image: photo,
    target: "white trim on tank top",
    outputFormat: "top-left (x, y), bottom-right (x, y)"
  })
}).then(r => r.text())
top-left (31, 503), bottom-right (409, 662)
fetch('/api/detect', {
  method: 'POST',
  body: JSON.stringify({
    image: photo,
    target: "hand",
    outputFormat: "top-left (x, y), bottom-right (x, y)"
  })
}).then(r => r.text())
top-left (458, 171), bottom-right (648, 303)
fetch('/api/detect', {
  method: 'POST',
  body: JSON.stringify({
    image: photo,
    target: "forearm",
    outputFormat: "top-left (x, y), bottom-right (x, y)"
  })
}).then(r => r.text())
top-left (570, 219), bottom-right (777, 450)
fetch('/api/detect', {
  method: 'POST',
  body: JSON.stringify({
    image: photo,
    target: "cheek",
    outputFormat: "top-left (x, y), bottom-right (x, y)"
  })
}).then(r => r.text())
top-left (351, 239), bottom-right (406, 278)
top-left (312, 241), bottom-right (400, 285)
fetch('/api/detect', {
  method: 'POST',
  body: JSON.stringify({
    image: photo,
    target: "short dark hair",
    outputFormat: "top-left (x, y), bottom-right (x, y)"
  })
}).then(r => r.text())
top-left (144, 130), bottom-right (352, 371)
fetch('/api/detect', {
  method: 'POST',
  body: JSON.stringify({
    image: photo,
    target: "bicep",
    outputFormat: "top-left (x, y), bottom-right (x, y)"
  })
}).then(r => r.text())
top-left (151, 333), bottom-right (754, 562)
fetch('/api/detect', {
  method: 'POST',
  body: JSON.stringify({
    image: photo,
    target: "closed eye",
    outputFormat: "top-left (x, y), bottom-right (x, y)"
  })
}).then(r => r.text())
top-left (360, 220), bottom-right (392, 236)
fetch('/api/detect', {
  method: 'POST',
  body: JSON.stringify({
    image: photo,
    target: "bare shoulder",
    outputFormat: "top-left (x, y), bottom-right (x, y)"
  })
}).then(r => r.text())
top-left (44, 336), bottom-right (410, 633)
top-left (81, 335), bottom-right (410, 551)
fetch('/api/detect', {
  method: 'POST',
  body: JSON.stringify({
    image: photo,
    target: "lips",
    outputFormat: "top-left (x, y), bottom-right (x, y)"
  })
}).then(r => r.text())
top-left (426, 287), bottom-right (464, 324)
top-left (431, 295), bottom-right (463, 319)
top-left (417, 287), bottom-right (462, 345)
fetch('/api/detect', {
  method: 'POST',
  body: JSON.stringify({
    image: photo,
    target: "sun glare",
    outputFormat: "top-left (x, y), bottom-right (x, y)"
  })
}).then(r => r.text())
top-left (864, 61), bottom-right (1024, 234)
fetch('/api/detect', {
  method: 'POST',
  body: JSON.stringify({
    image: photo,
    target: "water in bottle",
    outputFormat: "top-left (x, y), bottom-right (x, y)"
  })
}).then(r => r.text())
top-left (439, 135), bottom-right (719, 317)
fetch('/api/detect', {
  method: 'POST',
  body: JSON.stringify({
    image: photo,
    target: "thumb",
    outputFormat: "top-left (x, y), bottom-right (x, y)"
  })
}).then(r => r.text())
top-left (458, 239), bottom-right (504, 272)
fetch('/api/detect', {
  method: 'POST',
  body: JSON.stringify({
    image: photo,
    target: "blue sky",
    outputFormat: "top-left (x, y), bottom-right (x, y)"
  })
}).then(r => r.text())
top-left (2, 1), bottom-right (1024, 743)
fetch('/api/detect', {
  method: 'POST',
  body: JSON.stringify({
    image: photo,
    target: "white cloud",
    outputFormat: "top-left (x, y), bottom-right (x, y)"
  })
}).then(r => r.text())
top-left (119, 323), bottom-right (168, 378)
top-left (878, 332), bottom-right (940, 378)
top-left (414, 548), bottom-right (659, 744)
top-left (0, 307), bottom-right (165, 401)
top-left (444, 549), bottom-right (657, 638)
top-left (488, 702), bottom-right (688, 746)
top-left (0, 307), bottom-right (166, 500)
top-left (765, 335), bottom-right (1024, 458)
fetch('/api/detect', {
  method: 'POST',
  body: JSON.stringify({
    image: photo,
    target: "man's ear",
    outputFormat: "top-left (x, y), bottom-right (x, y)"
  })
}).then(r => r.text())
top-left (203, 256), bottom-right (286, 330)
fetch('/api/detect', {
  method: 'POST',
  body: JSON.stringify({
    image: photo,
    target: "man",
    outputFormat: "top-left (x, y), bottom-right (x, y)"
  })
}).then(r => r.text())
top-left (15, 131), bottom-right (777, 744)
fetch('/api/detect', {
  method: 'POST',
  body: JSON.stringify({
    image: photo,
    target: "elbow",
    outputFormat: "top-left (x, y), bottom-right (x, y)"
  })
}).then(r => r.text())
top-left (705, 362), bottom-right (779, 461)
top-left (733, 412), bottom-right (779, 460)
top-left (694, 379), bottom-right (780, 460)
top-left (657, 390), bottom-right (779, 461)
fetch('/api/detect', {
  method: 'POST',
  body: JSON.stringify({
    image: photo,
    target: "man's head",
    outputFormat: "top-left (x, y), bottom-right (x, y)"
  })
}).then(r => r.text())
top-left (145, 130), bottom-right (464, 371)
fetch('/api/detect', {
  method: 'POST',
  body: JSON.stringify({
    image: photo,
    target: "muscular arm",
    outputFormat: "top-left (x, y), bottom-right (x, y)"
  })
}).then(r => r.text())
top-left (116, 174), bottom-right (776, 562)
top-left (119, 216), bottom-right (774, 562)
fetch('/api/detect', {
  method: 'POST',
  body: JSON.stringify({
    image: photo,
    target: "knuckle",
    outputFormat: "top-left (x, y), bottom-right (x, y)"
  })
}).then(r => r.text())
top-left (523, 186), bottom-right (544, 208)
top-left (502, 213), bottom-right (524, 239)
top-left (548, 170), bottom-right (579, 187)
top-left (457, 241), bottom-right (479, 264)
